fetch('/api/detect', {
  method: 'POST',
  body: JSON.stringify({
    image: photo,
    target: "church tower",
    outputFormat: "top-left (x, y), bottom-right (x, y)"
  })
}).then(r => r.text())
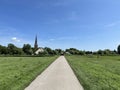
top-left (34, 35), bottom-right (38, 50)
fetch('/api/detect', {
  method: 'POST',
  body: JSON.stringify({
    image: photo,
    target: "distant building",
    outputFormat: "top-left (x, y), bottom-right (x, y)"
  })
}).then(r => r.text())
top-left (34, 35), bottom-right (44, 55)
top-left (35, 47), bottom-right (44, 55)
top-left (34, 35), bottom-right (38, 51)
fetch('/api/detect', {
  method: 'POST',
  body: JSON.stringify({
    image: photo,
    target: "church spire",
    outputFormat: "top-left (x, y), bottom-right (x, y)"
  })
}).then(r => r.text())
top-left (34, 35), bottom-right (38, 50)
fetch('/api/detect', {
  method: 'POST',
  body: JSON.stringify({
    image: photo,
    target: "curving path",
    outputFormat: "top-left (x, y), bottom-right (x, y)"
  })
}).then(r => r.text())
top-left (25, 56), bottom-right (84, 90)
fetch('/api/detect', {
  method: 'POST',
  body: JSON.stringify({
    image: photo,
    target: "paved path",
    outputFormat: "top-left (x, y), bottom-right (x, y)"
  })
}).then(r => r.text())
top-left (25, 56), bottom-right (84, 90)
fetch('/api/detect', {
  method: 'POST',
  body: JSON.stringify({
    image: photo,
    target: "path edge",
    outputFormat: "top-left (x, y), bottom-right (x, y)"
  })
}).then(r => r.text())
top-left (64, 56), bottom-right (84, 90)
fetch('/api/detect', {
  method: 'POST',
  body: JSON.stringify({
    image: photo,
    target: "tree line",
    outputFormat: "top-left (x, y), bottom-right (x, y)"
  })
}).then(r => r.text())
top-left (65, 48), bottom-right (117, 55)
top-left (0, 43), bottom-right (63, 56)
top-left (0, 43), bottom-right (120, 56)
top-left (65, 45), bottom-right (120, 55)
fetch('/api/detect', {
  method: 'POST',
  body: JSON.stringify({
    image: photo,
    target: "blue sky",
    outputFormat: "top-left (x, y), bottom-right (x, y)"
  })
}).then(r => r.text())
top-left (0, 0), bottom-right (120, 51)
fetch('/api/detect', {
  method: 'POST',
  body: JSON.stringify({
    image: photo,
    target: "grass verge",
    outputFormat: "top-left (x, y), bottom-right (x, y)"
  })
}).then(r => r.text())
top-left (0, 56), bottom-right (58, 90)
top-left (66, 55), bottom-right (120, 90)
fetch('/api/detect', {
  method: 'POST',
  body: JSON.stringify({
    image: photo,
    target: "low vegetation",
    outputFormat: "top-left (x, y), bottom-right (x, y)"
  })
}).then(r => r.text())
top-left (0, 56), bottom-right (57, 90)
top-left (0, 43), bottom-right (120, 56)
top-left (0, 44), bottom-right (63, 56)
top-left (66, 55), bottom-right (120, 90)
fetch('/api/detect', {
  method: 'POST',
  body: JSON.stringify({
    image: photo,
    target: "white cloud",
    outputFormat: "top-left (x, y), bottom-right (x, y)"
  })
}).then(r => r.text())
top-left (105, 23), bottom-right (116, 27)
top-left (11, 37), bottom-right (20, 42)
top-left (104, 21), bottom-right (120, 27)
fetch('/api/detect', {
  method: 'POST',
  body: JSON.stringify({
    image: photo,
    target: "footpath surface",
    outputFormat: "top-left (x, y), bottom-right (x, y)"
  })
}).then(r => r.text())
top-left (25, 56), bottom-right (84, 90)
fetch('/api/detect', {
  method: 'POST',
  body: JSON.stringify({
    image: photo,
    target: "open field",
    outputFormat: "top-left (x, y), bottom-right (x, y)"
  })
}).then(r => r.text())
top-left (0, 56), bottom-right (57, 90)
top-left (66, 55), bottom-right (120, 90)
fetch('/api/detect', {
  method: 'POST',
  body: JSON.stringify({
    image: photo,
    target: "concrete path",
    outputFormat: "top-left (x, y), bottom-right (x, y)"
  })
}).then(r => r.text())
top-left (25, 56), bottom-right (84, 90)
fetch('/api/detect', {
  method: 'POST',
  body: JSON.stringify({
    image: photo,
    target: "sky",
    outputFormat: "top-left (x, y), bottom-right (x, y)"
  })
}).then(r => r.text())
top-left (0, 0), bottom-right (120, 51)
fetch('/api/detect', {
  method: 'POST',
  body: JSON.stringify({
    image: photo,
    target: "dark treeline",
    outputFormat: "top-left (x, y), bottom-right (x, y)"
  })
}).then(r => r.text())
top-left (0, 43), bottom-right (63, 56)
top-left (65, 48), bottom-right (117, 56)
top-left (66, 45), bottom-right (120, 55)
top-left (0, 43), bottom-right (120, 56)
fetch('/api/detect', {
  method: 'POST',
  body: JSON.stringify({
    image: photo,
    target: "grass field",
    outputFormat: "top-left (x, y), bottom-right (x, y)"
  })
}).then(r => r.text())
top-left (66, 55), bottom-right (120, 90)
top-left (0, 56), bottom-right (57, 90)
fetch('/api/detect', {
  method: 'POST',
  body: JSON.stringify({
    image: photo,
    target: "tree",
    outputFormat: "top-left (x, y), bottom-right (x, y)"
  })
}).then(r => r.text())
top-left (65, 48), bottom-right (80, 55)
top-left (113, 50), bottom-right (117, 54)
top-left (7, 43), bottom-right (17, 55)
top-left (85, 51), bottom-right (92, 55)
top-left (79, 50), bottom-right (85, 55)
top-left (0, 45), bottom-right (8, 54)
top-left (117, 45), bottom-right (120, 54)
top-left (44, 47), bottom-right (54, 55)
top-left (15, 48), bottom-right (24, 55)
top-left (103, 49), bottom-right (111, 55)
top-left (55, 49), bottom-right (63, 55)
top-left (22, 44), bottom-right (32, 55)
top-left (7, 43), bottom-right (24, 55)
top-left (97, 50), bottom-right (104, 55)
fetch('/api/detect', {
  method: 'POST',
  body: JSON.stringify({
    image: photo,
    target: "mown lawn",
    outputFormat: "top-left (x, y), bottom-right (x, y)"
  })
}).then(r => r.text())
top-left (0, 56), bottom-right (57, 90)
top-left (66, 55), bottom-right (120, 90)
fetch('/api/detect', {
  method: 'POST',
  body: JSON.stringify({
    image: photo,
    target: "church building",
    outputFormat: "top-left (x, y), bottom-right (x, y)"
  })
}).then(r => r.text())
top-left (34, 35), bottom-right (44, 55)
top-left (34, 35), bottom-right (38, 51)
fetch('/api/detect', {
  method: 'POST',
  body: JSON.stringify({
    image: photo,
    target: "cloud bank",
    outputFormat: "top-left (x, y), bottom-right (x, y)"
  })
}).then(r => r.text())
top-left (11, 37), bottom-right (20, 42)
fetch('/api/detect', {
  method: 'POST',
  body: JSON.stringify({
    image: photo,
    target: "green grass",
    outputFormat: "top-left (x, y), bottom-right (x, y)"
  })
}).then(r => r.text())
top-left (0, 56), bottom-right (57, 90)
top-left (66, 55), bottom-right (120, 90)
